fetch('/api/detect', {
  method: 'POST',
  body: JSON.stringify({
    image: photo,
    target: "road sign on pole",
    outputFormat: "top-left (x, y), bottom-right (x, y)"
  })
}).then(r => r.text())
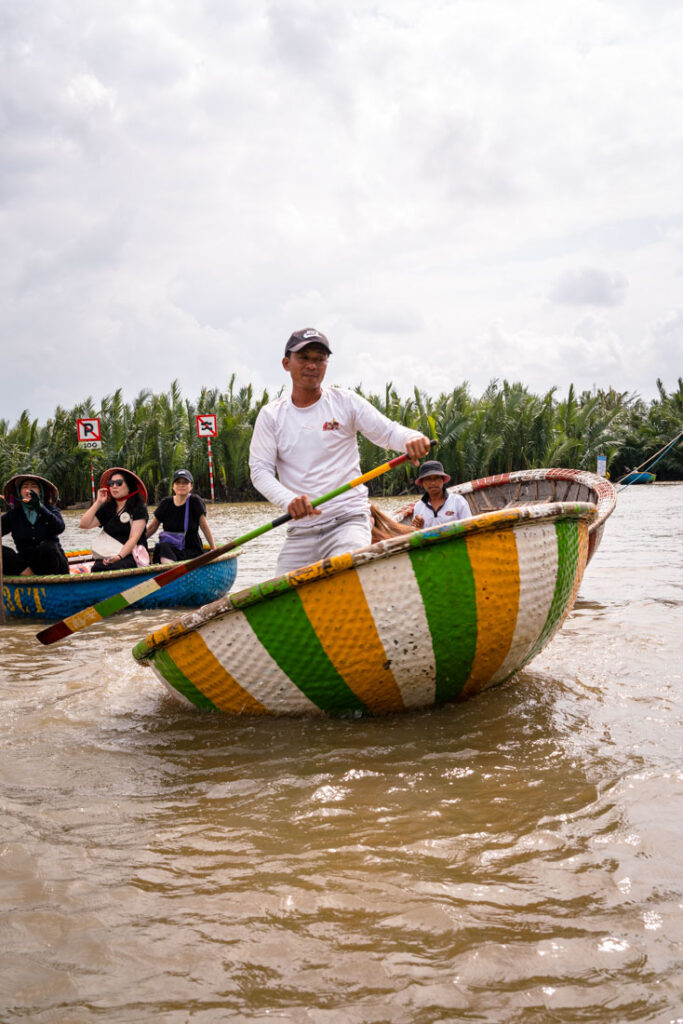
top-left (196, 415), bottom-right (217, 499)
top-left (77, 419), bottom-right (102, 500)
top-left (195, 414), bottom-right (217, 438)
top-left (77, 418), bottom-right (101, 442)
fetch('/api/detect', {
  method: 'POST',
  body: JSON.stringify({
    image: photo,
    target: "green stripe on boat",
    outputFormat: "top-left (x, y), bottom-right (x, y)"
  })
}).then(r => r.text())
top-left (154, 649), bottom-right (220, 712)
top-left (408, 541), bottom-right (477, 702)
top-left (529, 519), bottom-right (579, 660)
top-left (243, 590), bottom-right (368, 715)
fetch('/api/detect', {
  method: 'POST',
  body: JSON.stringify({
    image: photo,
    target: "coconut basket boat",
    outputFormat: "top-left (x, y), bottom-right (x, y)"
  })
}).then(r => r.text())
top-left (2, 550), bottom-right (238, 620)
top-left (132, 469), bottom-right (616, 717)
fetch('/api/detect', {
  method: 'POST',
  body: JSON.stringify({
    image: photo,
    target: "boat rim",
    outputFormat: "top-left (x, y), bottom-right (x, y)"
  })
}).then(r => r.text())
top-left (133, 500), bottom-right (598, 662)
top-left (451, 467), bottom-right (616, 532)
top-left (3, 548), bottom-right (239, 586)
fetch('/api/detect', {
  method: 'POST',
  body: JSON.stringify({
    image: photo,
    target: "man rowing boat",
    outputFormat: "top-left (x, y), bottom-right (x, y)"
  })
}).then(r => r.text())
top-left (248, 328), bottom-right (431, 573)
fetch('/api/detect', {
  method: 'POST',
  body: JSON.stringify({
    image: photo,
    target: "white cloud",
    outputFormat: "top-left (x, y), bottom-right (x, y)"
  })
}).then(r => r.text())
top-left (643, 307), bottom-right (683, 379)
top-left (549, 267), bottom-right (628, 307)
top-left (1, 0), bottom-right (683, 428)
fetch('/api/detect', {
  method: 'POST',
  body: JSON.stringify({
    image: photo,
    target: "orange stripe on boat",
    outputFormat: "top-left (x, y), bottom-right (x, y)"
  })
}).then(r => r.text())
top-left (297, 568), bottom-right (405, 715)
top-left (461, 529), bottom-right (520, 697)
top-left (171, 632), bottom-right (269, 715)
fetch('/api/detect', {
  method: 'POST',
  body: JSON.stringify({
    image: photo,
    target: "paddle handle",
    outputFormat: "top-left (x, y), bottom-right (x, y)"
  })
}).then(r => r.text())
top-left (311, 447), bottom-right (430, 507)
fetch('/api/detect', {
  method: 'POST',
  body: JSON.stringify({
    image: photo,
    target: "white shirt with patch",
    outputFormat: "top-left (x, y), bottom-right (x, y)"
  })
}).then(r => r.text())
top-left (249, 387), bottom-right (423, 527)
top-left (413, 491), bottom-right (471, 527)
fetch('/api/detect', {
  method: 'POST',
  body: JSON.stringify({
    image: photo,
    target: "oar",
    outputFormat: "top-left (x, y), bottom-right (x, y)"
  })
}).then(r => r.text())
top-left (36, 441), bottom-right (436, 645)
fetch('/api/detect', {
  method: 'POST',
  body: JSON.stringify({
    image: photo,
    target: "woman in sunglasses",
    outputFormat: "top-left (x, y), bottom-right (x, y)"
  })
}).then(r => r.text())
top-left (79, 467), bottom-right (149, 572)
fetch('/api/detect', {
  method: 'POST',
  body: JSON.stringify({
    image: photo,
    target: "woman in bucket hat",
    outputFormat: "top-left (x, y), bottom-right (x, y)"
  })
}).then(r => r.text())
top-left (79, 467), bottom-right (149, 572)
top-left (1, 474), bottom-right (69, 576)
top-left (412, 460), bottom-right (471, 530)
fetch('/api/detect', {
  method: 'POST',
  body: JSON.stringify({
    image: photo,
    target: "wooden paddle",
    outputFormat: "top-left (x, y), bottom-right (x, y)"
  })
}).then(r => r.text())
top-left (36, 442), bottom-right (436, 645)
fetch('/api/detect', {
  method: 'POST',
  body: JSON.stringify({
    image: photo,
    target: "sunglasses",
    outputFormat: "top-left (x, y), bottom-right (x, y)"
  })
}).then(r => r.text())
top-left (109, 478), bottom-right (126, 486)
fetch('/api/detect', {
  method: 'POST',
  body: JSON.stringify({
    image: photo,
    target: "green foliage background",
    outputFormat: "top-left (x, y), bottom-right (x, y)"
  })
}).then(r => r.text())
top-left (1, 376), bottom-right (681, 505)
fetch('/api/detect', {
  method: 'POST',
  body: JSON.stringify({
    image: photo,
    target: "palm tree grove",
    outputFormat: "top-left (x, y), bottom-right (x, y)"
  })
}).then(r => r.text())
top-left (1, 376), bottom-right (681, 505)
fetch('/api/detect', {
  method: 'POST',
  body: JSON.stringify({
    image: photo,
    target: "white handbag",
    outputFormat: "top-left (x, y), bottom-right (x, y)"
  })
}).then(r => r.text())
top-left (90, 530), bottom-right (124, 560)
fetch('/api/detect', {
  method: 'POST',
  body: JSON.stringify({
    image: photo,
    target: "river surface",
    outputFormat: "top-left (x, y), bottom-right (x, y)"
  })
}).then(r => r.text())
top-left (1, 486), bottom-right (682, 1023)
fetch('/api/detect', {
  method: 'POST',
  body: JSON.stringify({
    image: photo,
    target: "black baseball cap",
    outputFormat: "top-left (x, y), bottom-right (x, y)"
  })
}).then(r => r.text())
top-left (284, 328), bottom-right (332, 356)
top-left (173, 469), bottom-right (194, 483)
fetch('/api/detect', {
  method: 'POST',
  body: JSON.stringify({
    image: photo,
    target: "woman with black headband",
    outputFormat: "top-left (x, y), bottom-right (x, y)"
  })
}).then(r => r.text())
top-left (79, 467), bottom-right (149, 572)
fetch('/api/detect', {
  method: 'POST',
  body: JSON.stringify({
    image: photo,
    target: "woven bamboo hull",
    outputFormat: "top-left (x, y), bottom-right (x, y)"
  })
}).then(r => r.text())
top-left (449, 468), bottom-right (616, 563)
top-left (133, 502), bottom-right (598, 717)
top-left (2, 552), bottom-right (238, 619)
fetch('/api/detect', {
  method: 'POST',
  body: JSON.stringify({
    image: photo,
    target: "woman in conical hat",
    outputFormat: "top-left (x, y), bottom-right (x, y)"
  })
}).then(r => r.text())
top-left (79, 466), bottom-right (150, 572)
top-left (1, 474), bottom-right (69, 577)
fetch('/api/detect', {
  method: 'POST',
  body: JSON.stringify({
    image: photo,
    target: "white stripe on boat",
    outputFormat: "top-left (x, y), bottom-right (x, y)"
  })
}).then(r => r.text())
top-left (357, 556), bottom-right (437, 709)
top-left (489, 522), bottom-right (559, 685)
top-left (200, 615), bottom-right (324, 715)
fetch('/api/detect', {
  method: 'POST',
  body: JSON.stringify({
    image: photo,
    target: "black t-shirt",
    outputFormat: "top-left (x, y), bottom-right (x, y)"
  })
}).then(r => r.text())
top-left (96, 498), bottom-right (149, 548)
top-left (154, 494), bottom-right (206, 553)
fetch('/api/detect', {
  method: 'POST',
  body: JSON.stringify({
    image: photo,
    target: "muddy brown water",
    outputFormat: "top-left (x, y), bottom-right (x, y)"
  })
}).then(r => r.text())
top-left (1, 487), bottom-right (682, 1022)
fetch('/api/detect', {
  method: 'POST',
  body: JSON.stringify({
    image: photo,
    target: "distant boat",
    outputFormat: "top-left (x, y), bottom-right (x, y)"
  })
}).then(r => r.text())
top-left (132, 468), bottom-right (616, 718)
top-left (2, 550), bottom-right (238, 620)
top-left (620, 471), bottom-right (656, 485)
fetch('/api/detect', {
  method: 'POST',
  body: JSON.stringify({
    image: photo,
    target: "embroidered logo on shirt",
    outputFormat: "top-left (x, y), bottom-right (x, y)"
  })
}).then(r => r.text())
top-left (322, 420), bottom-right (341, 431)
top-left (445, 510), bottom-right (454, 516)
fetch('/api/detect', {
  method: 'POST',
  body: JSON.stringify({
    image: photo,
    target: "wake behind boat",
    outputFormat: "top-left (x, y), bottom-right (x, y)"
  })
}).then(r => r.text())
top-left (2, 550), bottom-right (238, 619)
top-left (132, 469), bottom-right (616, 717)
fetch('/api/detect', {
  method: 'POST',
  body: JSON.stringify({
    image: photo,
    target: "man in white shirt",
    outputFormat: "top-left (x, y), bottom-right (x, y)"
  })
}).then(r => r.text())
top-left (249, 328), bottom-right (431, 573)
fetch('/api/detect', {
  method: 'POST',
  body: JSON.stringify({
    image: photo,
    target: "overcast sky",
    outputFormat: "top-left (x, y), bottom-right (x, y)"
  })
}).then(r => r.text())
top-left (2, 0), bottom-right (682, 425)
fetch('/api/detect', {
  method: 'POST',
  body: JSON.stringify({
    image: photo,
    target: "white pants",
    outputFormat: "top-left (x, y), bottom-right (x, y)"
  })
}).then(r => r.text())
top-left (276, 512), bottom-right (372, 575)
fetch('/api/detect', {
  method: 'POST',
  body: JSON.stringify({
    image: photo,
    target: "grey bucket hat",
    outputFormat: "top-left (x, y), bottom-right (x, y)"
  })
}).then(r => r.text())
top-left (415, 460), bottom-right (451, 485)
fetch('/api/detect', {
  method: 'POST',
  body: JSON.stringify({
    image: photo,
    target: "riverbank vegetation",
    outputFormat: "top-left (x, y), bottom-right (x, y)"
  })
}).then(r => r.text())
top-left (1, 376), bottom-right (681, 505)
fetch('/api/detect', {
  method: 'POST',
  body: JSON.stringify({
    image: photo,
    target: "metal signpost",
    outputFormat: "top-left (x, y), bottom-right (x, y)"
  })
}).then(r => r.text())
top-left (77, 418), bottom-right (102, 502)
top-left (196, 414), bottom-right (218, 501)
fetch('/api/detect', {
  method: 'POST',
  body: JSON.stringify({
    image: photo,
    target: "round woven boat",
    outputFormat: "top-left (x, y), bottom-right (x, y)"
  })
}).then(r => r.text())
top-left (133, 498), bottom-right (600, 717)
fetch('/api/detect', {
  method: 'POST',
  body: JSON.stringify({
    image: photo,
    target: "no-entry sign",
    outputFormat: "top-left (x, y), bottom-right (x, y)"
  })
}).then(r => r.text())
top-left (196, 414), bottom-right (217, 438)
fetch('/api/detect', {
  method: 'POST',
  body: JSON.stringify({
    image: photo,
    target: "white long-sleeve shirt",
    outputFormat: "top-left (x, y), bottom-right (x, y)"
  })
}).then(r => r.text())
top-left (249, 387), bottom-right (424, 527)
